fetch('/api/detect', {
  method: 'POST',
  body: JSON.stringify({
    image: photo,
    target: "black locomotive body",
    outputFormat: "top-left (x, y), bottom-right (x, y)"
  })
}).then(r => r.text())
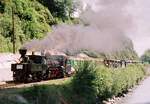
top-left (11, 49), bottom-right (71, 82)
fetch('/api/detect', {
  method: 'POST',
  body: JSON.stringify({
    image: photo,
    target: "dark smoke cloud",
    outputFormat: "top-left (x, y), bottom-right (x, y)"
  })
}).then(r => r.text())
top-left (24, 0), bottom-right (133, 54)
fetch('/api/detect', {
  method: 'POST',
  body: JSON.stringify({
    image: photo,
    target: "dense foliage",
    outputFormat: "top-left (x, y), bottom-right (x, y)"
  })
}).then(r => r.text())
top-left (0, 0), bottom-right (75, 52)
top-left (37, 0), bottom-right (75, 21)
top-left (71, 62), bottom-right (97, 104)
top-left (141, 49), bottom-right (150, 64)
top-left (70, 62), bottom-right (145, 103)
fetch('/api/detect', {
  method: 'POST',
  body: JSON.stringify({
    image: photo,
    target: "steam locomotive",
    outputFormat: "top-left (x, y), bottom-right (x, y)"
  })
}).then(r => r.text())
top-left (11, 48), bottom-right (74, 82)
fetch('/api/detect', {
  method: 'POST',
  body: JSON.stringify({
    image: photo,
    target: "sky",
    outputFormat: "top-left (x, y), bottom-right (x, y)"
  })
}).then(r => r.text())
top-left (128, 0), bottom-right (150, 56)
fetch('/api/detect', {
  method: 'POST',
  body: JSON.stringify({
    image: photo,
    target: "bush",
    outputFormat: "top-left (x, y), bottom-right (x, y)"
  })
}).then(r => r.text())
top-left (71, 63), bottom-right (145, 103)
top-left (71, 61), bottom-right (98, 104)
top-left (95, 66), bottom-right (113, 100)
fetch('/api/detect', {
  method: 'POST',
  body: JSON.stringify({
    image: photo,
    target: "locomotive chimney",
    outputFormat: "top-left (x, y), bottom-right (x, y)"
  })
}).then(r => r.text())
top-left (19, 48), bottom-right (27, 57)
top-left (32, 51), bottom-right (35, 55)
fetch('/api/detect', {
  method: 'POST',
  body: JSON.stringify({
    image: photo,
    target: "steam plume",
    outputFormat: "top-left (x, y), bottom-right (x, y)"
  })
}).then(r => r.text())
top-left (24, 0), bottom-right (133, 54)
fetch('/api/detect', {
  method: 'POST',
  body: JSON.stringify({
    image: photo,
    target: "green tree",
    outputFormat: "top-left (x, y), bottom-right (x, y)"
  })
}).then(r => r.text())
top-left (141, 49), bottom-right (150, 63)
top-left (0, 0), bottom-right (56, 52)
top-left (37, 0), bottom-right (75, 21)
top-left (0, 0), bottom-right (77, 52)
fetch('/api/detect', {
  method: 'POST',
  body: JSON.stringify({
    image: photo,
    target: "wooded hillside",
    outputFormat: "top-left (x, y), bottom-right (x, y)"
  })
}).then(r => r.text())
top-left (0, 0), bottom-right (74, 52)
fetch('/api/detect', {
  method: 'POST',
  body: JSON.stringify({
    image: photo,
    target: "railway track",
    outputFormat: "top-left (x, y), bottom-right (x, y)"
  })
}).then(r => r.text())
top-left (0, 81), bottom-right (22, 89)
top-left (0, 78), bottom-right (70, 89)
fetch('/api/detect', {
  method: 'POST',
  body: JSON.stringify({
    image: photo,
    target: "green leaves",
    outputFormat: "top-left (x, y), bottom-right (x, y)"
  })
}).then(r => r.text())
top-left (0, 0), bottom-right (76, 52)
top-left (0, 15), bottom-right (12, 38)
top-left (71, 63), bottom-right (145, 103)
top-left (0, 35), bottom-right (12, 52)
top-left (71, 61), bottom-right (97, 104)
top-left (0, 0), bottom-right (5, 13)
top-left (95, 66), bottom-right (113, 100)
top-left (0, 0), bottom-right (54, 52)
top-left (37, 0), bottom-right (75, 21)
top-left (141, 49), bottom-right (150, 64)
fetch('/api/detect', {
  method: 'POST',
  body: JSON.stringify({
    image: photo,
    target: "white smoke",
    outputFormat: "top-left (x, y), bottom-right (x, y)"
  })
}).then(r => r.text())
top-left (24, 0), bottom-right (135, 54)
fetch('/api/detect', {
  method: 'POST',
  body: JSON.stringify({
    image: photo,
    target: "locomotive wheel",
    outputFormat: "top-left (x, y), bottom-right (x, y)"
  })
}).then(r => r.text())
top-left (57, 70), bottom-right (64, 78)
top-left (13, 71), bottom-right (28, 83)
top-left (30, 72), bottom-right (43, 82)
top-left (36, 72), bottom-right (43, 81)
top-left (13, 71), bottom-right (21, 82)
top-left (43, 70), bottom-right (50, 80)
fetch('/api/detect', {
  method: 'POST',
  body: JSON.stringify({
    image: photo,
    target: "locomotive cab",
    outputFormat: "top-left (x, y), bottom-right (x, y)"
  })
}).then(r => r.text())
top-left (46, 55), bottom-right (67, 78)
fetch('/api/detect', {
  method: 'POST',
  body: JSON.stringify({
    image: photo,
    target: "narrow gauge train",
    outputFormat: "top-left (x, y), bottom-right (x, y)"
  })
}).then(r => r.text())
top-left (11, 48), bottom-right (75, 82)
top-left (11, 48), bottom-right (141, 82)
top-left (103, 59), bottom-right (143, 68)
top-left (103, 59), bottom-right (127, 68)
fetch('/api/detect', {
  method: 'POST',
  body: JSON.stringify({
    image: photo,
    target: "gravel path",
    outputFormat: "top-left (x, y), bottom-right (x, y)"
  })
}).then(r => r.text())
top-left (115, 67), bottom-right (150, 104)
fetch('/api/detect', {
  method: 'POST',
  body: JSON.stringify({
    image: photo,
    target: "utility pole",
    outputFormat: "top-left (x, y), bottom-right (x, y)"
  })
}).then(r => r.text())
top-left (12, 5), bottom-right (16, 53)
